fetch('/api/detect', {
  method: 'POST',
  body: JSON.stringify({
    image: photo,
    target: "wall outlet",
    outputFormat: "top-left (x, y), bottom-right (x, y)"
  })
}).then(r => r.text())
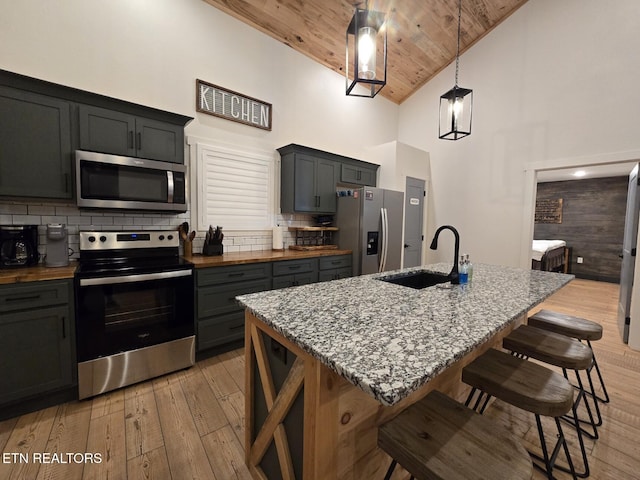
top-left (577, 256), bottom-right (584, 264)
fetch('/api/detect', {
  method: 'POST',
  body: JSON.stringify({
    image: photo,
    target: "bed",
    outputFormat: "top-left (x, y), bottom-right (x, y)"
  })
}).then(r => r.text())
top-left (532, 240), bottom-right (568, 273)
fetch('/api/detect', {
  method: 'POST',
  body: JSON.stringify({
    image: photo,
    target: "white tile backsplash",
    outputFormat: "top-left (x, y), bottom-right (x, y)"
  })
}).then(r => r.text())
top-left (1, 200), bottom-right (318, 262)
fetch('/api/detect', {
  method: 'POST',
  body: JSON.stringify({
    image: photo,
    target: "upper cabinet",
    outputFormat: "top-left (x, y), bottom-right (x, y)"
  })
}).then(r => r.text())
top-left (340, 163), bottom-right (377, 186)
top-left (0, 86), bottom-right (73, 199)
top-left (79, 105), bottom-right (185, 163)
top-left (0, 69), bottom-right (193, 201)
top-left (278, 144), bottom-right (379, 214)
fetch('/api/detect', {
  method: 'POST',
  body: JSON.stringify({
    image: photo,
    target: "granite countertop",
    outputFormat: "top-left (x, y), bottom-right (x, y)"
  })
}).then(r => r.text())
top-left (237, 263), bottom-right (574, 406)
top-left (0, 249), bottom-right (352, 284)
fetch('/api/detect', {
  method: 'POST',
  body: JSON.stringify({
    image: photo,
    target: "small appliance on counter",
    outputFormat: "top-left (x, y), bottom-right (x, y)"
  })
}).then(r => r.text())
top-left (45, 224), bottom-right (69, 267)
top-left (0, 225), bottom-right (39, 268)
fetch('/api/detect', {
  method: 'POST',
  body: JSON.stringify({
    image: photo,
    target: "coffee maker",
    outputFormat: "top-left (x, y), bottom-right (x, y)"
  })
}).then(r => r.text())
top-left (45, 224), bottom-right (69, 267)
top-left (0, 225), bottom-right (39, 267)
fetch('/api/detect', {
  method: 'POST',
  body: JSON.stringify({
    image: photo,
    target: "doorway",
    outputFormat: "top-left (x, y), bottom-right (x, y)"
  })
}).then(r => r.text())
top-left (521, 155), bottom-right (640, 269)
top-left (403, 176), bottom-right (425, 268)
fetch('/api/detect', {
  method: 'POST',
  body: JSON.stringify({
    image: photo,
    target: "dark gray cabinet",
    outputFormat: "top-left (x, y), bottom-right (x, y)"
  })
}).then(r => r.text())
top-left (196, 254), bottom-right (353, 353)
top-left (282, 152), bottom-right (339, 213)
top-left (196, 263), bottom-right (272, 352)
top-left (79, 105), bottom-right (185, 163)
top-left (0, 280), bottom-right (75, 405)
top-left (272, 258), bottom-right (318, 289)
top-left (318, 254), bottom-right (353, 282)
top-left (0, 86), bottom-right (73, 199)
top-left (340, 163), bottom-right (377, 186)
top-left (278, 144), bottom-right (378, 214)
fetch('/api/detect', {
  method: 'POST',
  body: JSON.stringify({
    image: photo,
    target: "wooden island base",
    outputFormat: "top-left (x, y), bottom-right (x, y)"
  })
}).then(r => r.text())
top-left (244, 311), bottom-right (524, 480)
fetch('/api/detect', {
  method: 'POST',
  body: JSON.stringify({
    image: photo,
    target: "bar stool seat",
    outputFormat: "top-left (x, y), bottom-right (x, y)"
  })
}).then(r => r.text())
top-left (503, 325), bottom-right (593, 371)
top-left (462, 348), bottom-right (577, 479)
top-left (528, 309), bottom-right (602, 341)
top-left (463, 348), bottom-right (574, 417)
top-left (378, 390), bottom-right (533, 480)
top-left (529, 309), bottom-right (610, 405)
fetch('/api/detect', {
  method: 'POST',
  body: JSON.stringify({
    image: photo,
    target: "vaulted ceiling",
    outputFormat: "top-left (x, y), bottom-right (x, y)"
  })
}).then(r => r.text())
top-left (202, 0), bottom-right (529, 104)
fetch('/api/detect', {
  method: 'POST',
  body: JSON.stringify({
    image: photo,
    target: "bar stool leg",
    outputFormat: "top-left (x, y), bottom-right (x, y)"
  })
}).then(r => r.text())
top-left (383, 459), bottom-right (415, 480)
top-left (464, 387), bottom-right (492, 414)
top-left (587, 340), bottom-right (610, 404)
top-left (562, 368), bottom-right (600, 438)
top-left (553, 387), bottom-right (591, 478)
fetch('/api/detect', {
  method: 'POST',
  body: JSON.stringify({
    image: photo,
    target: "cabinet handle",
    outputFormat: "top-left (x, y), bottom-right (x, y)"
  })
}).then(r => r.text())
top-left (137, 132), bottom-right (142, 150)
top-left (288, 265), bottom-right (302, 270)
top-left (6, 294), bottom-right (41, 302)
top-left (61, 316), bottom-right (66, 339)
top-left (228, 272), bottom-right (245, 277)
top-left (331, 260), bottom-right (341, 265)
top-left (315, 196), bottom-right (320, 207)
top-left (129, 131), bottom-right (134, 149)
top-left (357, 170), bottom-right (362, 181)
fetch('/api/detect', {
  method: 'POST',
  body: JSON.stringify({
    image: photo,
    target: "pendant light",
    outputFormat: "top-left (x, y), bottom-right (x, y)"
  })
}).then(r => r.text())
top-left (345, 3), bottom-right (387, 98)
top-left (439, 0), bottom-right (473, 140)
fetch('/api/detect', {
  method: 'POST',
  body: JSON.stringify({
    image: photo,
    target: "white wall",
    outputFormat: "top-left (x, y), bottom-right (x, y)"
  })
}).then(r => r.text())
top-left (0, 0), bottom-right (399, 254)
top-left (398, 0), bottom-right (640, 267)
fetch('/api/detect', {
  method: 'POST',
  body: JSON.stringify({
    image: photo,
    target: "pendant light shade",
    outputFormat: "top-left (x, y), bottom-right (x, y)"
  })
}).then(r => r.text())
top-left (439, 86), bottom-right (473, 140)
top-left (346, 7), bottom-right (387, 98)
top-left (439, 0), bottom-right (473, 140)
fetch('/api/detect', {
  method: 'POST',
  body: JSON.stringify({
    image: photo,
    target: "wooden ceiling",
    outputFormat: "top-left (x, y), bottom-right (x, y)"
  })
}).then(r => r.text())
top-left (202, 0), bottom-right (528, 104)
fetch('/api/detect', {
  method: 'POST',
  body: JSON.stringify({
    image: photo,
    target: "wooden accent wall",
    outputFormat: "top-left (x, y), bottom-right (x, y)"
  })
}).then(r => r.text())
top-left (535, 176), bottom-right (628, 283)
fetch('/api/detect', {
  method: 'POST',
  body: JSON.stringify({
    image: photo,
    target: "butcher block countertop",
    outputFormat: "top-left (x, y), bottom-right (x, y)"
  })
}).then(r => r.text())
top-left (0, 249), bottom-right (352, 284)
top-left (0, 263), bottom-right (78, 285)
top-left (237, 263), bottom-right (574, 406)
top-left (186, 248), bottom-right (351, 268)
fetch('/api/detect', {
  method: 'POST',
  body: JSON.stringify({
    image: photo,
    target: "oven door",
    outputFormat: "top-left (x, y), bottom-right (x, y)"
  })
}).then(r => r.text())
top-left (76, 269), bottom-right (194, 362)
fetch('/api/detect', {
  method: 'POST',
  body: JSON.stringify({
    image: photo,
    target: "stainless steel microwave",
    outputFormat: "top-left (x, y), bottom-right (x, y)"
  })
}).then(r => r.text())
top-left (75, 150), bottom-right (187, 212)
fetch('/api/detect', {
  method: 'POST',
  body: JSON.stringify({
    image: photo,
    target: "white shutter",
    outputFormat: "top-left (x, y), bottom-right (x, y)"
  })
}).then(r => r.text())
top-left (196, 142), bottom-right (273, 231)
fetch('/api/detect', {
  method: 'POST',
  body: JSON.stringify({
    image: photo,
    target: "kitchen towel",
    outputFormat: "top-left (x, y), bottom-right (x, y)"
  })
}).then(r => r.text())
top-left (272, 226), bottom-right (284, 250)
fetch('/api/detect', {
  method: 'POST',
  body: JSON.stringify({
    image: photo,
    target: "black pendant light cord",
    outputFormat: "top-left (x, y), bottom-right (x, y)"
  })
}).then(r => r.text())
top-left (454, 0), bottom-right (462, 87)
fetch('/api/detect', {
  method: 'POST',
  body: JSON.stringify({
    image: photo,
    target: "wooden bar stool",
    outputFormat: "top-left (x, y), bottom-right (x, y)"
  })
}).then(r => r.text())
top-left (462, 348), bottom-right (578, 480)
top-left (529, 309), bottom-right (610, 405)
top-left (503, 324), bottom-right (596, 477)
top-left (378, 390), bottom-right (533, 480)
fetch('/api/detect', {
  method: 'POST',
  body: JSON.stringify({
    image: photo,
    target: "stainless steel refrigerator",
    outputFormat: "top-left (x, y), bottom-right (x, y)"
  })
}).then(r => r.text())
top-left (335, 187), bottom-right (404, 275)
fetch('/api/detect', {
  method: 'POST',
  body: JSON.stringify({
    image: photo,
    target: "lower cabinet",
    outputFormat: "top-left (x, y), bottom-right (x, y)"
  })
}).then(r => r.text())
top-left (0, 280), bottom-right (75, 407)
top-left (196, 263), bottom-right (272, 352)
top-left (318, 254), bottom-right (353, 282)
top-left (196, 254), bottom-right (352, 354)
top-left (272, 258), bottom-right (318, 289)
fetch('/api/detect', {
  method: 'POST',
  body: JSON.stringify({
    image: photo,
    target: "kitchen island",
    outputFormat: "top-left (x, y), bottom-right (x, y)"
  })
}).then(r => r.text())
top-left (237, 263), bottom-right (573, 480)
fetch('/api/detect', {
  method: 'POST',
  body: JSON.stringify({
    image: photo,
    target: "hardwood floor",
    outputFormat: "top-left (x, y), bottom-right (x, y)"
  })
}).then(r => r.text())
top-left (0, 279), bottom-right (638, 480)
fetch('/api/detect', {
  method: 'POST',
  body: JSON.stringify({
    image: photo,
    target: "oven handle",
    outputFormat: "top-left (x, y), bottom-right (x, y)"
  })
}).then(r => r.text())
top-left (79, 269), bottom-right (192, 287)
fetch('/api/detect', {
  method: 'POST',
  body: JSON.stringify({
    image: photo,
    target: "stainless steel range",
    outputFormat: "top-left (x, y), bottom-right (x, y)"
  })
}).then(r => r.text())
top-left (74, 230), bottom-right (195, 399)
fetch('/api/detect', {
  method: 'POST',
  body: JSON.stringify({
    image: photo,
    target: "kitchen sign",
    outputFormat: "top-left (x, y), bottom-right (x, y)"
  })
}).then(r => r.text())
top-left (196, 79), bottom-right (272, 131)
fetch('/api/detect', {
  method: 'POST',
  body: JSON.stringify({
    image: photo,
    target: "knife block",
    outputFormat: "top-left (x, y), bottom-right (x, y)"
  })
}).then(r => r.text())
top-left (203, 243), bottom-right (223, 256)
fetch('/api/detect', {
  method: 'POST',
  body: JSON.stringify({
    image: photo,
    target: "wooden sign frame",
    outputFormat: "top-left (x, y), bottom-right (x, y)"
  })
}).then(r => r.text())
top-left (535, 198), bottom-right (563, 224)
top-left (196, 79), bottom-right (272, 131)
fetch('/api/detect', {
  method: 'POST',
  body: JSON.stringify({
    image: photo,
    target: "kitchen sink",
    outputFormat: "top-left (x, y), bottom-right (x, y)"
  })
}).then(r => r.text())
top-left (378, 270), bottom-right (451, 289)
